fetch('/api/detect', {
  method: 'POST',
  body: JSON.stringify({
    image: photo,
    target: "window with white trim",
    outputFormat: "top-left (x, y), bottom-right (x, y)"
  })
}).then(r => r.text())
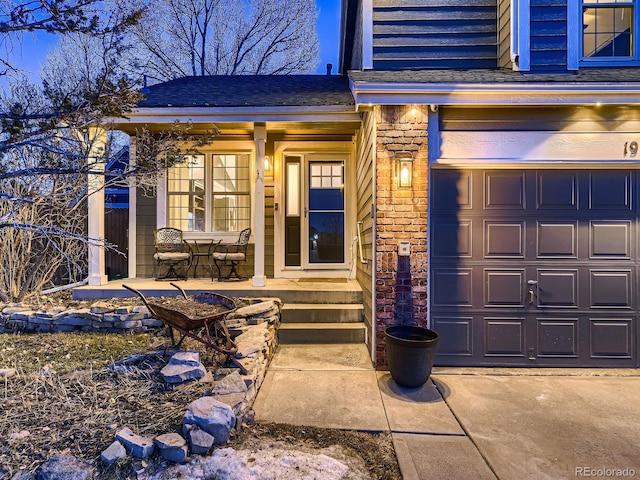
top-left (581, 0), bottom-right (636, 63)
top-left (167, 153), bottom-right (251, 233)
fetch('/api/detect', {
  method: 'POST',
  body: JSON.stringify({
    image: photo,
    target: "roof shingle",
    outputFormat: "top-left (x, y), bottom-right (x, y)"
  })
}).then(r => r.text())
top-left (138, 75), bottom-right (355, 108)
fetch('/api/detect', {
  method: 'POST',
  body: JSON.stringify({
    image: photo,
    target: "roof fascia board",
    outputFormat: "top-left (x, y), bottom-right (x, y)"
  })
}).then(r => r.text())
top-left (352, 82), bottom-right (640, 106)
top-left (122, 106), bottom-right (360, 124)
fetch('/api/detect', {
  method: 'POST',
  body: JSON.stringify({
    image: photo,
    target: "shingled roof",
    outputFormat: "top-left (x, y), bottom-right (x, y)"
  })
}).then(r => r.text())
top-left (138, 75), bottom-right (355, 108)
top-left (349, 68), bottom-right (640, 84)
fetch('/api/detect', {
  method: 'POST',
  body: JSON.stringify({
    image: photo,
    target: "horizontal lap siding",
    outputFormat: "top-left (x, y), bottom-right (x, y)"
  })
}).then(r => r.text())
top-left (530, 0), bottom-right (567, 70)
top-left (373, 0), bottom-right (498, 70)
top-left (356, 111), bottom-right (376, 357)
top-left (440, 106), bottom-right (640, 132)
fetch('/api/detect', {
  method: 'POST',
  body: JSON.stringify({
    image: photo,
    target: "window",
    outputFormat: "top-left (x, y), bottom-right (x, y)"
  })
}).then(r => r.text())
top-left (167, 153), bottom-right (251, 233)
top-left (582, 0), bottom-right (636, 63)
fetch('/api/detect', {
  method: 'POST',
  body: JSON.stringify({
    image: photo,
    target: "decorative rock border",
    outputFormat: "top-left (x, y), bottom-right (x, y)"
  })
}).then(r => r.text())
top-left (1, 296), bottom-right (282, 478)
top-left (0, 301), bottom-right (161, 334)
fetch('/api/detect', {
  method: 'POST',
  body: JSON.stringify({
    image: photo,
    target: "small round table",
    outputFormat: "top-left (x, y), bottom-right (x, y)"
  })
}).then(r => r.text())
top-left (189, 240), bottom-right (220, 278)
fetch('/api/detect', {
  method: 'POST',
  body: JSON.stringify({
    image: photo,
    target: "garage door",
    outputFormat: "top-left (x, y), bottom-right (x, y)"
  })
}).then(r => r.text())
top-left (431, 169), bottom-right (639, 367)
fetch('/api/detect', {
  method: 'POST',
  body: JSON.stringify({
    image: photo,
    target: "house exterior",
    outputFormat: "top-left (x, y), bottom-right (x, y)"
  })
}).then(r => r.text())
top-left (96, 0), bottom-right (640, 368)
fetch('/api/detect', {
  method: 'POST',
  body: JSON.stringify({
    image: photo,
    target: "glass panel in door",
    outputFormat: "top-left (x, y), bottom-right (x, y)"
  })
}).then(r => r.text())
top-left (307, 162), bottom-right (345, 264)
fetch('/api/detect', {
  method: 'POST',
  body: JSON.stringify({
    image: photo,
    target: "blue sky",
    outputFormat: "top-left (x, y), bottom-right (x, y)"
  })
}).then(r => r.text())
top-left (6, 0), bottom-right (340, 80)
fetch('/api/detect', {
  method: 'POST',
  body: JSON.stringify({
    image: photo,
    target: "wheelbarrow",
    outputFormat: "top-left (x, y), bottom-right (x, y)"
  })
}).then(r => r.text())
top-left (123, 283), bottom-right (247, 374)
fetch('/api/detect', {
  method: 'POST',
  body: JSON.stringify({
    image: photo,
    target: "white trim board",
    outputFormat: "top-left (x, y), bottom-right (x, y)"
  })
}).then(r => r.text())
top-left (436, 131), bottom-right (640, 164)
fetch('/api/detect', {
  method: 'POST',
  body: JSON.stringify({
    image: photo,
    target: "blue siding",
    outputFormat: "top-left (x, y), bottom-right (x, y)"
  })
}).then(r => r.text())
top-left (530, 0), bottom-right (568, 70)
top-left (373, 0), bottom-right (498, 70)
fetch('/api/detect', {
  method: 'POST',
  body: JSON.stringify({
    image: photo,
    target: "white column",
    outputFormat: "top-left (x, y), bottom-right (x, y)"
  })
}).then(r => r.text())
top-left (86, 127), bottom-right (108, 286)
top-left (127, 137), bottom-right (137, 279)
top-left (253, 124), bottom-right (267, 287)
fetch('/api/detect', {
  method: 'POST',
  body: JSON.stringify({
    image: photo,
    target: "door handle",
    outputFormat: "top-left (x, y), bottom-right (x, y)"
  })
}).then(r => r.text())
top-left (527, 280), bottom-right (537, 305)
top-left (304, 207), bottom-right (308, 218)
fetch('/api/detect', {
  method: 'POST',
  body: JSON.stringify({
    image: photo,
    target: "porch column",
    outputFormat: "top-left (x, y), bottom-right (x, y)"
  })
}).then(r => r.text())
top-left (253, 124), bottom-right (267, 287)
top-left (86, 127), bottom-right (108, 286)
top-left (127, 137), bottom-right (137, 279)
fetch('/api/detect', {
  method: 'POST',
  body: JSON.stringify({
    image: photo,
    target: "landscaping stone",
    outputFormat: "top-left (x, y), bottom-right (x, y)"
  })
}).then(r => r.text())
top-left (183, 397), bottom-right (236, 445)
top-left (161, 351), bottom-right (207, 384)
top-left (37, 455), bottom-right (95, 480)
top-left (155, 433), bottom-right (188, 463)
top-left (230, 300), bottom-right (279, 320)
top-left (0, 368), bottom-right (16, 379)
top-left (186, 427), bottom-right (215, 455)
top-left (115, 427), bottom-right (155, 458)
top-left (211, 371), bottom-right (247, 395)
top-left (100, 441), bottom-right (127, 465)
top-left (89, 302), bottom-right (115, 314)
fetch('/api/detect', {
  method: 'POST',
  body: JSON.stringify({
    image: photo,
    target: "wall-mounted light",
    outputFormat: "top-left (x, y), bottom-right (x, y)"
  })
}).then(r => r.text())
top-left (396, 153), bottom-right (413, 189)
top-left (263, 156), bottom-right (273, 174)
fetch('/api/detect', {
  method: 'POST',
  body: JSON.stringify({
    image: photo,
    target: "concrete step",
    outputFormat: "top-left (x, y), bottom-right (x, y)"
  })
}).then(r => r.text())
top-left (280, 303), bottom-right (363, 324)
top-left (278, 322), bottom-right (367, 344)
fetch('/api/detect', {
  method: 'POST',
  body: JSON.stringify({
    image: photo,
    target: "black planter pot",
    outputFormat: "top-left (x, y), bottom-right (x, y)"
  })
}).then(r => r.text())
top-left (384, 325), bottom-right (439, 388)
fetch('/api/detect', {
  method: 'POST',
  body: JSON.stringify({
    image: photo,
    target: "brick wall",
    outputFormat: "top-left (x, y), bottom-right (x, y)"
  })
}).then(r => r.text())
top-left (375, 105), bottom-right (429, 367)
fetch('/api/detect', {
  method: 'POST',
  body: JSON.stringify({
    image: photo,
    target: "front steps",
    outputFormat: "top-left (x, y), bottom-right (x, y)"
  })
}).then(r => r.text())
top-left (279, 302), bottom-right (366, 344)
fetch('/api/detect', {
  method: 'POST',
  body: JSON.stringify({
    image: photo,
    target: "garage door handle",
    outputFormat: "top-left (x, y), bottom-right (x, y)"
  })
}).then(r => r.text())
top-left (527, 280), bottom-right (538, 305)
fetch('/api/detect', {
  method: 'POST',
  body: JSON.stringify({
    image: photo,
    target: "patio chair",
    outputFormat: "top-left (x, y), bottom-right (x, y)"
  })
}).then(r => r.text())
top-left (153, 227), bottom-right (192, 280)
top-left (211, 228), bottom-right (251, 281)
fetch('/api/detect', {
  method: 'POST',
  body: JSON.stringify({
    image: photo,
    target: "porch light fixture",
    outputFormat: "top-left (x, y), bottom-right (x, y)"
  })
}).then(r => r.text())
top-left (396, 153), bottom-right (413, 189)
top-left (263, 156), bottom-right (273, 174)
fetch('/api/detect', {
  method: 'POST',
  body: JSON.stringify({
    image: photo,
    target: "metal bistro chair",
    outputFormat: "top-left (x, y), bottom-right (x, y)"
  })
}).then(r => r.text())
top-left (153, 227), bottom-right (192, 280)
top-left (211, 228), bottom-right (251, 281)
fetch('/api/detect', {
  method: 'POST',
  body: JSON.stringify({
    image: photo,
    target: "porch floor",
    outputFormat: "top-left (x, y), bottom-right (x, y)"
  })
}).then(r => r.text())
top-left (72, 277), bottom-right (363, 303)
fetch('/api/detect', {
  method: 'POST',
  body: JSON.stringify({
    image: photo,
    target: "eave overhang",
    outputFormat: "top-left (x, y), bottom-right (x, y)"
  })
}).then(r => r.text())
top-left (113, 104), bottom-right (361, 134)
top-left (349, 80), bottom-right (640, 107)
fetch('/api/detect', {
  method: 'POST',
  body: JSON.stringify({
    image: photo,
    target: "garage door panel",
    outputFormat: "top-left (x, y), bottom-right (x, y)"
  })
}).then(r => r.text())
top-left (537, 319), bottom-right (579, 357)
top-left (432, 269), bottom-right (473, 306)
top-left (537, 222), bottom-right (578, 258)
top-left (590, 270), bottom-right (633, 308)
top-left (431, 168), bottom-right (639, 367)
top-left (432, 317), bottom-right (473, 356)
top-left (432, 220), bottom-right (472, 258)
top-left (590, 318), bottom-right (634, 358)
top-left (536, 171), bottom-right (578, 210)
top-left (432, 170), bottom-right (472, 212)
top-left (589, 171), bottom-right (633, 211)
top-left (485, 269), bottom-right (525, 307)
top-left (537, 270), bottom-right (578, 308)
top-left (485, 318), bottom-right (526, 357)
top-left (485, 171), bottom-right (526, 210)
top-left (590, 221), bottom-right (632, 258)
top-left (485, 221), bottom-right (525, 258)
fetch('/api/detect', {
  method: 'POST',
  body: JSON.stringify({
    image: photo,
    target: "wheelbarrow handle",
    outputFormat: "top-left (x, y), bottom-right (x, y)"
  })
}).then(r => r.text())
top-left (170, 282), bottom-right (189, 299)
top-left (122, 284), bottom-right (153, 311)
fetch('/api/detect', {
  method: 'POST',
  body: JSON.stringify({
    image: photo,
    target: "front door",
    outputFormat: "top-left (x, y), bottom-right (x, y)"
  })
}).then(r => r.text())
top-left (284, 155), bottom-right (346, 270)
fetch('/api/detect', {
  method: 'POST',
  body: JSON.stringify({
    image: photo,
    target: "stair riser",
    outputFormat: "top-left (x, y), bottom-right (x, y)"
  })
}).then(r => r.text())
top-left (280, 309), bottom-right (363, 324)
top-left (279, 328), bottom-right (366, 344)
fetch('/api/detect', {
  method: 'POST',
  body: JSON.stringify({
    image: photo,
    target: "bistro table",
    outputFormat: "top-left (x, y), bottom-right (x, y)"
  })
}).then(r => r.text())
top-left (188, 239), bottom-right (221, 278)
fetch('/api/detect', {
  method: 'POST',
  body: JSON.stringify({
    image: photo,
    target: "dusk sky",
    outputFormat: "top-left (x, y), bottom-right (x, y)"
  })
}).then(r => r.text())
top-left (5, 0), bottom-right (341, 81)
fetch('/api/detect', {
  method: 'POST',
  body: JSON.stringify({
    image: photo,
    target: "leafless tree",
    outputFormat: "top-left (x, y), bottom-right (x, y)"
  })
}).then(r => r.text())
top-left (115, 0), bottom-right (319, 82)
top-left (0, 2), bottom-right (214, 302)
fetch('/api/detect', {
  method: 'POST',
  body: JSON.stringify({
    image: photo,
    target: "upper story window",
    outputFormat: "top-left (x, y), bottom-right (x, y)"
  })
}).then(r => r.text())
top-left (582, 0), bottom-right (636, 63)
top-left (167, 153), bottom-right (251, 233)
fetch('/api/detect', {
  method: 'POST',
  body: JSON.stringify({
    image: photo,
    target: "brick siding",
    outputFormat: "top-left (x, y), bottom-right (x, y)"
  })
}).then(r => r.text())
top-left (375, 105), bottom-right (429, 367)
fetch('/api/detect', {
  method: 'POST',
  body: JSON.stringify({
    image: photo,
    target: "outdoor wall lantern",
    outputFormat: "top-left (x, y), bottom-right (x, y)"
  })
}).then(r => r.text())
top-left (396, 153), bottom-right (413, 189)
top-left (263, 156), bottom-right (273, 175)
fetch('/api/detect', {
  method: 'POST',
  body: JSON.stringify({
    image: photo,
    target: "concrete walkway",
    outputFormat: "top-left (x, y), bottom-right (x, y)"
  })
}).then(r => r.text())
top-left (253, 344), bottom-right (640, 480)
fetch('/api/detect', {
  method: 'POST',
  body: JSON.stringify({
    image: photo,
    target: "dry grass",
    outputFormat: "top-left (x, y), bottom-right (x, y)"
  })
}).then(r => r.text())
top-left (0, 332), bottom-right (402, 480)
top-left (0, 332), bottom-right (209, 479)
